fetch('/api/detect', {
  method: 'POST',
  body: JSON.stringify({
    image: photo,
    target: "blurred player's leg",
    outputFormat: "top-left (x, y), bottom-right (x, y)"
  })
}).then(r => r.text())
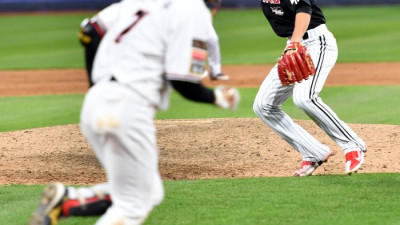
top-left (81, 81), bottom-right (164, 225)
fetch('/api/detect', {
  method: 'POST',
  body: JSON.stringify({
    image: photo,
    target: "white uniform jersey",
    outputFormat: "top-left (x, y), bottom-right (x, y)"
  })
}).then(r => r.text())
top-left (94, 2), bottom-right (120, 32)
top-left (92, 0), bottom-right (214, 110)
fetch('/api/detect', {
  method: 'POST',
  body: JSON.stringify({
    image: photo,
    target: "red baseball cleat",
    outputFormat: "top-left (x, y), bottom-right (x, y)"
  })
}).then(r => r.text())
top-left (294, 151), bottom-right (333, 177)
top-left (345, 150), bottom-right (364, 175)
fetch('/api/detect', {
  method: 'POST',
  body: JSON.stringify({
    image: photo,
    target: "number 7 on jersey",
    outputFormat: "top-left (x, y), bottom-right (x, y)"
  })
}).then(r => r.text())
top-left (115, 10), bottom-right (148, 43)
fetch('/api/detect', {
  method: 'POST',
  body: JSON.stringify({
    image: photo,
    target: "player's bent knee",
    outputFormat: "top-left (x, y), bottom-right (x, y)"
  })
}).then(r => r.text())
top-left (253, 101), bottom-right (276, 120)
top-left (253, 100), bottom-right (263, 118)
top-left (293, 96), bottom-right (314, 111)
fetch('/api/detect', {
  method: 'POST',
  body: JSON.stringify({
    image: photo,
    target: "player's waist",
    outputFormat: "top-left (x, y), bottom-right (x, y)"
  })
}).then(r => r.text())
top-left (303, 24), bottom-right (329, 40)
top-left (97, 74), bottom-right (169, 110)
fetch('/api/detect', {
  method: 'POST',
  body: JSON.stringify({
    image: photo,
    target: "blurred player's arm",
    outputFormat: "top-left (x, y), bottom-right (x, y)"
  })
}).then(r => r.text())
top-left (207, 27), bottom-right (221, 77)
top-left (78, 3), bottom-right (120, 86)
top-left (78, 18), bottom-right (104, 86)
top-left (170, 80), bottom-right (239, 111)
top-left (170, 81), bottom-right (214, 103)
top-left (207, 20), bottom-right (229, 81)
top-left (165, 0), bottom-right (238, 110)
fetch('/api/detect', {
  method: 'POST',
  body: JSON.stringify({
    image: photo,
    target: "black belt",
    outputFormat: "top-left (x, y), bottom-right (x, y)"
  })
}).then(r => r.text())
top-left (288, 32), bottom-right (309, 41)
top-left (303, 32), bottom-right (309, 40)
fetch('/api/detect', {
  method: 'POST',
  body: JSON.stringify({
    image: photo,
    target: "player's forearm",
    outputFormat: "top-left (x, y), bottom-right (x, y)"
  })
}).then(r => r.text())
top-left (291, 12), bottom-right (311, 42)
top-left (170, 80), bottom-right (215, 103)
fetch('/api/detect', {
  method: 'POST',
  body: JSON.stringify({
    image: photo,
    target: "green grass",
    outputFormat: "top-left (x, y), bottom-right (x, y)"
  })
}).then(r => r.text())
top-left (322, 6), bottom-right (400, 62)
top-left (215, 6), bottom-right (400, 64)
top-left (2, 173), bottom-right (400, 225)
top-left (0, 94), bottom-right (83, 132)
top-left (0, 13), bottom-right (94, 69)
top-left (161, 86), bottom-right (400, 125)
top-left (0, 6), bottom-right (399, 69)
top-left (1, 86), bottom-right (399, 132)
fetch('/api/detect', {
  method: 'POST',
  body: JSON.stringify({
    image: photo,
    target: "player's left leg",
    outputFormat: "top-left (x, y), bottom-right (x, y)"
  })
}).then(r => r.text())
top-left (60, 170), bottom-right (163, 219)
top-left (293, 27), bottom-right (366, 174)
top-left (30, 173), bottom-right (162, 225)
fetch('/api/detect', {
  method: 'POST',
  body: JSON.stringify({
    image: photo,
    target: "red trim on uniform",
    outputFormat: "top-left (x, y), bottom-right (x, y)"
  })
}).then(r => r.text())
top-left (90, 21), bottom-right (105, 38)
top-left (96, 18), bottom-right (108, 33)
top-left (62, 195), bottom-right (111, 217)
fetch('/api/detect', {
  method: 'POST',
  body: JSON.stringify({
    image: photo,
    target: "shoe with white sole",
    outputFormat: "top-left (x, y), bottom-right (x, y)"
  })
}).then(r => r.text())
top-left (345, 150), bottom-right (364, 175)
top-left (30, 182), bottom-right (67, 225)
top-left (294, 151), bottom-right (333, 177)
top-left (210, 73), bottom-right (230, 81)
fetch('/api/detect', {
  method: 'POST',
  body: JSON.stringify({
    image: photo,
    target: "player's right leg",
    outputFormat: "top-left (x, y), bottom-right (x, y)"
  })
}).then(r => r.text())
top-left (30, 182), bottom-right (112, 225)
top-left (253, 65), bottom-right (332, 176)
top-left (81, 81), bottom-right (164, 225)
top-left (30, 182), bottom-right (67, 225)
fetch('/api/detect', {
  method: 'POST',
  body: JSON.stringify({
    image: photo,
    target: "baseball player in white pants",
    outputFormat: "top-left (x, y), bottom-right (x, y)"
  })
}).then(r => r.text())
top-left (30, 1), bottom-right (239, 225)
top-left (254, 0), bottom-right (366, 176)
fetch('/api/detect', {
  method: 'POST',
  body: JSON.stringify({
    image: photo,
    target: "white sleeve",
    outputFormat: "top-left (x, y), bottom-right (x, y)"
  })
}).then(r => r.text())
top-left (94, 2), bottom-right (121, 32)
top-left (164, 1), bottom-right (213, 83)
top-left (207, 25), bottom-right (222, 75)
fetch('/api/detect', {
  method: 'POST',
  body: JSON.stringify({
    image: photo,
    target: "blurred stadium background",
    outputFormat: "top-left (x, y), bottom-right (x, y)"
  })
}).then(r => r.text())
top-left (1, 0), bottom-right (400, 12)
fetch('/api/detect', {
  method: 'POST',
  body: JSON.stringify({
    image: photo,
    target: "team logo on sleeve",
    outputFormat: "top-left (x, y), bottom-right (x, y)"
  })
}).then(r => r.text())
top-left (190, 40), bottom-right (208, 77)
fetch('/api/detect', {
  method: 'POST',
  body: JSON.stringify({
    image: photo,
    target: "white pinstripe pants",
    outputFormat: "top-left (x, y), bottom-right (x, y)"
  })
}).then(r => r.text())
top-left (253, 24), bottom-right (366, 162)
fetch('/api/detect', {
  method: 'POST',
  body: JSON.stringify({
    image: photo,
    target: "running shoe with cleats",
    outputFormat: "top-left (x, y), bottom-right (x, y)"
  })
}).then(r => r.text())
top-left (294, 151), bottom-right (333, 177)
top-left (30, 182), bottom-right (67, 225)
top-left (210, 73), bottom-right (230, 81)
top-left (345, 150), bottom-right (364, 175)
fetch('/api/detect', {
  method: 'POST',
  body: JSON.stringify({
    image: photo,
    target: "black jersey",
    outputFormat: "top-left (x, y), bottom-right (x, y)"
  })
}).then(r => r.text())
top-left (260, 0), bottom-right (325, 38)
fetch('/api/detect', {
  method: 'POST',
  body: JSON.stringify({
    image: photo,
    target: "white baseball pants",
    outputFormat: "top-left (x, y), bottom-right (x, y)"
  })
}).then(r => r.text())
top-left (80, 80), bottom-right (164, 225)
top-left (253, 24), bottom-right (366, 162)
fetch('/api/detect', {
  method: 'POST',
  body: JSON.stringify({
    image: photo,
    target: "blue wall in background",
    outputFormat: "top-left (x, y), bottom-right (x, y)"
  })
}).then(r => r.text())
top-left (1, 0), bottom-right (400, 12)
top-left (0, 0), bottom-right (118, 12)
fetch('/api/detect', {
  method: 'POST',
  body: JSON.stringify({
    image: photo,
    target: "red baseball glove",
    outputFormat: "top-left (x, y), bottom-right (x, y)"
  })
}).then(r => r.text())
top-left (277, 41), bottom-right (316, 86)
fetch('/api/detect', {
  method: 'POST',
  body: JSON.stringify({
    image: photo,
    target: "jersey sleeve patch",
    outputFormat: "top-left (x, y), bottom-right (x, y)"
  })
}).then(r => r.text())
top-left (190, 39), bottom-right (208, 77)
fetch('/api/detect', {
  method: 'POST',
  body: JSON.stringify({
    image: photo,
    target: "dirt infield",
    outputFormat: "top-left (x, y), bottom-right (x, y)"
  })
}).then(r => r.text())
top-left (1, 63), bottom-right (400, 96)
top-left (1, 63), bottom-right (400, 185)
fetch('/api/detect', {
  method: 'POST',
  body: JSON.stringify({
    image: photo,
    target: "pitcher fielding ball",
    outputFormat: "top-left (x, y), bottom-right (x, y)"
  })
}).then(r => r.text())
top-left (253, 0), bottom-right (367, 176)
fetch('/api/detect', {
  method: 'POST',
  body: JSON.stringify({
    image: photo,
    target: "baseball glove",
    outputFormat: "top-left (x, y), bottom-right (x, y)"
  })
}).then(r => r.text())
top-left (277, 41), bottom-right (316, 86)
top-left (214, 85), bottom-right (240, 111)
